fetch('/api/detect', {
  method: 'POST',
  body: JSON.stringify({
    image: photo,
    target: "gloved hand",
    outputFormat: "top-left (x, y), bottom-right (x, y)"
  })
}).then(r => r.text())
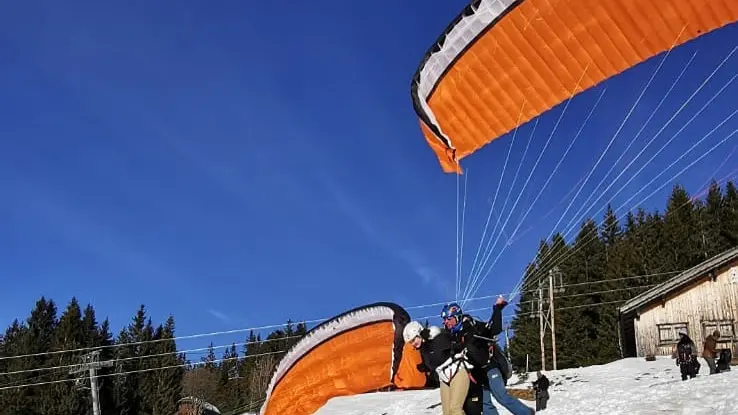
top-left (417, 362), bottom-right (429, 373)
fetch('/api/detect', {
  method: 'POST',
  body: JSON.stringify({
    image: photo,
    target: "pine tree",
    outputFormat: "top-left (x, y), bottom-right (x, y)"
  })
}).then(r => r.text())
top-left (509, 259), bottom-right (544, 372)
top-left (0, 319), bottom-right (30, 413)
top-left (22, 297), bottom-right (58, 412)
top-left (137, 317), bottom-right (156, 415)
top-left (46, 298), bottom-right (86, 415)
top-left (720, 181), bottom-right (738, 246)
top-left (152, 316), bottom-right (182, 415)
top-left (662, 184), bottom-right (701, 269)
top-left (699, 181), bottom-right (726, 256)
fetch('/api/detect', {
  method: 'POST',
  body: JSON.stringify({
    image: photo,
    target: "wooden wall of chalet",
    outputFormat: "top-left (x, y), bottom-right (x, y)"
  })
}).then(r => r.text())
top-left (633, 259), bottom-right (738, 357)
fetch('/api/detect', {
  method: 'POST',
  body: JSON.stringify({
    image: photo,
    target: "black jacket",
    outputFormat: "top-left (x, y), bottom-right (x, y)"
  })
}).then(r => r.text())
top-left (449, 302), bottom-right (508, 376)
top-left (419, 327), bottom-right (454, 374)
top-left (532, 375), bottom-right (549, 392)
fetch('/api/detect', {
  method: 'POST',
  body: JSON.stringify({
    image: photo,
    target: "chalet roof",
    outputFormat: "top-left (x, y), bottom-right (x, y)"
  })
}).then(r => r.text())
top-left (619, 246), bottom-right (738, 316)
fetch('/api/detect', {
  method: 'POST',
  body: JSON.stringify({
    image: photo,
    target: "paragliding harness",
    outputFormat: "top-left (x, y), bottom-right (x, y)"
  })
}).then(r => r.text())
top-left (435, 350), bottom-right (473, 385)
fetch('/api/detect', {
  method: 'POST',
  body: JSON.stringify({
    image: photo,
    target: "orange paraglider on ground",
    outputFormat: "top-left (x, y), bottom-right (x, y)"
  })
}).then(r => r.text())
top-left (410, 0), bottom-right (738, 174)
top-left (258, 302), bottom-right (427, 415)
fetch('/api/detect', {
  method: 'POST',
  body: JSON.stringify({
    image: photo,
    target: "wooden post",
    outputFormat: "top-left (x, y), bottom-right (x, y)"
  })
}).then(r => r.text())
top-left (69, 350), bottom-right (113, 415)
top-left (549, 270), bottom-right (557, 371)
top-left (616, 317), bottom-right (624, 359)
top-left (539, 282), bottom-right (546, 371)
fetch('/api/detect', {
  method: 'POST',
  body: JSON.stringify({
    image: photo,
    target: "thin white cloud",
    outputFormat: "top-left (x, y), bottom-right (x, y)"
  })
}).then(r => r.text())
top-left (11, 177), bottom-right (182, 284)
top-left (320, 175), bottom-right (449, 297)
top-left (208, 309), bottom-right (231, 323)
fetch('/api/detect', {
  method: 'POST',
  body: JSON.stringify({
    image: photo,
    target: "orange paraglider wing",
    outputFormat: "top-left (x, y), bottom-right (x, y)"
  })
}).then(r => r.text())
top-left (259, 302), bottom-right (426, 415)
top-left (411, 0), bottom-right (738, 173)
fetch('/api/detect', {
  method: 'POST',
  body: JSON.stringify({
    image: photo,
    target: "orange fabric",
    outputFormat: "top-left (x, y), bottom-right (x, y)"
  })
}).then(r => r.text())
top-left (393, 342), bottom-right (428, 389)
top-left (419, 0), bottom-right (738, 173)
top-left (420, 122), bottom-right (462, 174)
top-left (261, 322), bottom-right (396, 415)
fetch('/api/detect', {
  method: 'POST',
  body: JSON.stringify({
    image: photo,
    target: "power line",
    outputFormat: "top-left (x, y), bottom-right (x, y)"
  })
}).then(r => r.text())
top-left (0, 334), bottom-right (304, 378)
top-left (459, 299), bottom-right (628, 322)
top-left (0, 318), bottom-right (325, 362)
top-left (0, 270), bottom-right (682, 364)
top-left (515, 283), bottom-right (660, 307)
top-left (1, 294), bottom-right (636, 392)
top-left (0, 349), bottom-right (285, 392)
top-left (512, 160), bottom-right (738, 299)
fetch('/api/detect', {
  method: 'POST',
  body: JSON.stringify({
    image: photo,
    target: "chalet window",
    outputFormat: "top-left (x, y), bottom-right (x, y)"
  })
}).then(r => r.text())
top-left (657, 322), bottom-right (688, 345)
top-left (702, 319), bottom-right (736, 341)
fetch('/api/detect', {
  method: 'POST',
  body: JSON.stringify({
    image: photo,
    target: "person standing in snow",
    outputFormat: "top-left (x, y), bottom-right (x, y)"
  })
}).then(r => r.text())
top-left (441, 298), bottom-right (533, 415)
top-left (531, 371), bottom-right (550, 411)
top-left (702, 329), bottom-right (720, 374)
top-left (403, 321), bottom-right (483, 415)
top-left (716, 348), bottom-right (732, 373)
top-left (672, 329), bottom-right (699, 381)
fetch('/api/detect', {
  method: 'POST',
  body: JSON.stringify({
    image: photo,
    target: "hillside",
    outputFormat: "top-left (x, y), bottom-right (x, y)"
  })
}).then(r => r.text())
top-left (313, 357), bottom-right (737, 414)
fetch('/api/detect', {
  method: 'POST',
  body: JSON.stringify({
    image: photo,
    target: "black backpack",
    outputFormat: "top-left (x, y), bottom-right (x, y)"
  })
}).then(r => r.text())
top-left (717, 349), bottom-right (732, 372)
top-left (490, 341), bottom-right (513, 383)
top-left (677, 341), bottom-right (693, 363)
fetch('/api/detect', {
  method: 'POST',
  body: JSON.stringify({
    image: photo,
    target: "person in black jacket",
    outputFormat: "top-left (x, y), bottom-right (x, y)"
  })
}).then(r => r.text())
top-left (442, 297), bottom-right (533, 415)
top-left (671, 329), bottom-right (699, 381)
top-left (403, 321), bottom-right (483, 414)
top-left (532, 371), bottom-right (550, 411)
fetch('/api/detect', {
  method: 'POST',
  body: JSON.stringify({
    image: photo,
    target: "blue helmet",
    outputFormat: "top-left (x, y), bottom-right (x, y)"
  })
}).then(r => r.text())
top-left (441, 303), bottom-right (463, 320)
top-left (441, 303), bottom-right (464, 333)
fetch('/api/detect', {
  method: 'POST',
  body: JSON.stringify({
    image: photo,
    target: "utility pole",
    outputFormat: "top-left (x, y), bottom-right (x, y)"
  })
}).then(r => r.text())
top-left (548, 269), bottom-right (558, 371)
top-left (70, 350), bottom-right (114, 415)
top-left (538, 279), bottom-right (546, 371)
top-left (536, 266), bottom-right (564, 372)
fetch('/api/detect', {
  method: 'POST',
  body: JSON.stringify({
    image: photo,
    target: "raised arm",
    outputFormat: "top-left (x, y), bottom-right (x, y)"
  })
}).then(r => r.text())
top-left (486, 296), bottom-right (508, 336)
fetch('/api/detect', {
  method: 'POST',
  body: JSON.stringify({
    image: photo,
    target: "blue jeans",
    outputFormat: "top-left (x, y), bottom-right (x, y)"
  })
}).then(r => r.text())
top-left (482, 367), bottom-right (532, 415)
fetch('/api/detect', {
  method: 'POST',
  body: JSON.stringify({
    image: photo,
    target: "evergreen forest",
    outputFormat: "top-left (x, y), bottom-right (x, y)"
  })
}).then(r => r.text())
top-left (508, 181), bottom-right (738, 371)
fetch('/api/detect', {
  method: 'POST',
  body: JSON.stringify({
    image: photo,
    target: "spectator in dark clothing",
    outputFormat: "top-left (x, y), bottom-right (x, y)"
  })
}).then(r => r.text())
top-left (702, 330), bottom-right (720, 374)
top-left (672, 329), bottom-right (699, 381)
top-left (532, 371), bottom-right (550, 411)
top-left (442, 298), bottom-right (533, 415)
top-left (716, 349), bottom-right (732, 373)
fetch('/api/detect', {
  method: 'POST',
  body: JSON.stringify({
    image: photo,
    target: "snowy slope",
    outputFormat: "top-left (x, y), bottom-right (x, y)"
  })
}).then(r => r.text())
top-left (314, 357), bottom-right (738, 414)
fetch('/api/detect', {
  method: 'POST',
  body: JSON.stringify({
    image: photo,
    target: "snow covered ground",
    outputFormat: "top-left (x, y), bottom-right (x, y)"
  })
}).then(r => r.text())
top-left (314, 357), bottom-right (738, 414)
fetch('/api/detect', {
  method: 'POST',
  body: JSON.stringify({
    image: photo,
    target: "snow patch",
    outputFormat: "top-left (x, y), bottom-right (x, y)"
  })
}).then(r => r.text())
top-left (315, 356), bottom-right (738, 414)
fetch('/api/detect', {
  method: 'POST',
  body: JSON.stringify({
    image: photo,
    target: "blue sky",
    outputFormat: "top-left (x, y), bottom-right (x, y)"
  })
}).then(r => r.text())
top-left (1, 1), bottom-right (737, 356)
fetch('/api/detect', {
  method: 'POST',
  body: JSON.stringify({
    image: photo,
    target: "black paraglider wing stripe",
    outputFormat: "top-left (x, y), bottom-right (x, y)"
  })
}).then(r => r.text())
top-left (410, 0), bottom-right (527, 150)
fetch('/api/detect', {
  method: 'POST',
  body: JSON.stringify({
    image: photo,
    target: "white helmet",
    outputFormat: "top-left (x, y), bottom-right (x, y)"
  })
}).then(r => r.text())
top-left (403, 321), bottom-right (424, 343)
top-left (427, 325), bottom-right (442, 340)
